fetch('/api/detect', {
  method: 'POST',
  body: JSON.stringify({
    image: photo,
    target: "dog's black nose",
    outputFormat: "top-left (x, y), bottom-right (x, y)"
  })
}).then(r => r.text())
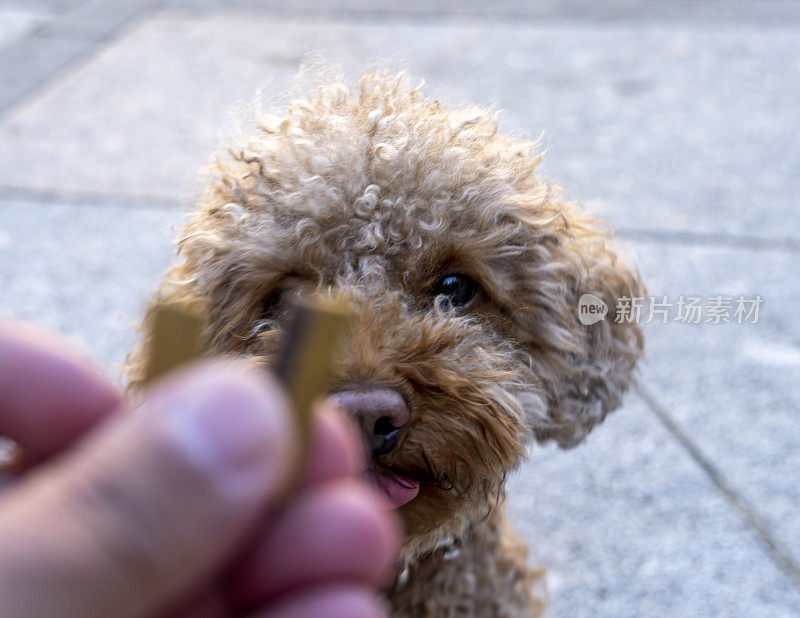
top-left (330, 388), bottom-right (409, 457)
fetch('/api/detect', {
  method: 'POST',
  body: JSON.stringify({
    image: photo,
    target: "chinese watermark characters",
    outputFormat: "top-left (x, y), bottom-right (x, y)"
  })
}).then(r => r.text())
top-left (577, 294), bottom-right (763, 325)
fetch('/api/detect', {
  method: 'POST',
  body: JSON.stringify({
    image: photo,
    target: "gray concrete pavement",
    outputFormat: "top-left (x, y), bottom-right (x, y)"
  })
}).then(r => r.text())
top-left (1, 2), bottom-right (799, 616)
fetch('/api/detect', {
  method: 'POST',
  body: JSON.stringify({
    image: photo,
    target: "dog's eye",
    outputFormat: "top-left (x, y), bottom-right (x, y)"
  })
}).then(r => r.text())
top-left (259, 276), bottom-right (304, 321)
top-left (258, 288), bottom-right (286, 320)
top-left (432, 274), bottom-right (478, 307)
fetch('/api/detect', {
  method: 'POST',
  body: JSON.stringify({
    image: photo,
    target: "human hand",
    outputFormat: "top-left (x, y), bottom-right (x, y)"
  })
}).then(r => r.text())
top-left (0, 321), bottom-right (399, 618)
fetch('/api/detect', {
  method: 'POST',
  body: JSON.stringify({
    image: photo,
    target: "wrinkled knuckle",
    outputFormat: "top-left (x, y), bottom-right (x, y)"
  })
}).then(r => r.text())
top-left (65, 468), bottom-right (176, 592)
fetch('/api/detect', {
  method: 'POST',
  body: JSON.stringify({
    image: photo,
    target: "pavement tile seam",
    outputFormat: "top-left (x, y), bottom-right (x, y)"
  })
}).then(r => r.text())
top-left (0, 185), bottom-right (184, 210)
top-left (1, 14), bottom-right (796, 238)
top-left (0, 0), bottom-right (160, 119)
top-left (636, 383), bottom-right (800, 593)
top-left (157, 2), bottom-right (800, 27)
top-left (616, 229), bottom-right (800, 253)
top-left (0, 1), bottom-right (87, 12)
top-left (2, 188), bottom-right (799, 256)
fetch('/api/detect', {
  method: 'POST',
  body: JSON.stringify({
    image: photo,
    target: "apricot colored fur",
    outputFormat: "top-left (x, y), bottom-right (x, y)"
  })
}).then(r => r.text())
top-left (127, 70), bottom-right (644, 617)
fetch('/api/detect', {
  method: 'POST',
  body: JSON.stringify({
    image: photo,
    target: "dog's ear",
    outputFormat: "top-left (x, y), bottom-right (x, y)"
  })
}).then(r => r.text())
top-left (497, 204), bottom-right (645, 448)
top-left (125, 223), bottom-right (285, 394)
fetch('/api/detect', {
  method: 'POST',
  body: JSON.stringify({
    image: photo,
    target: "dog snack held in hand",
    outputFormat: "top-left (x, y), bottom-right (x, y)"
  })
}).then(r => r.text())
top-left (143, 298), bottom-right (348, 460)
top-left (273, 297), bottom-right (350, 454)
top-left (142, 301), bottom-right (206, 385)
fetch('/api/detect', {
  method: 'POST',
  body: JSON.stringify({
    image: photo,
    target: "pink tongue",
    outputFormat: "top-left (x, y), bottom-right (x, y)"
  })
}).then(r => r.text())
top-left (368, 472), bottom-right (420, 509)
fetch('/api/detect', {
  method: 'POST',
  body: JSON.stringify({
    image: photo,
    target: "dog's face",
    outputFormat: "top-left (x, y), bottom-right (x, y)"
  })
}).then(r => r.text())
top-left (130, 72), bottom-right (644, 560)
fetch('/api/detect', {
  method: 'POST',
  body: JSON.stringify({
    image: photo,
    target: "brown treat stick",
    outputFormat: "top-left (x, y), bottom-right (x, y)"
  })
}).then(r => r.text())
top-left (142, 301), bottom-right (206, 385)
top-left (3, 299), bottom-right (347, 481)
top-left (273, 296), bottom-right (350, 460)
top-left (141, 296), bottom-right (348, 485)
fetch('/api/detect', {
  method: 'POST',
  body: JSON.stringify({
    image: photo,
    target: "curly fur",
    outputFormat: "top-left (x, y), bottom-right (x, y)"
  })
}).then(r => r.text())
top-left (127, 70), bottom-right (644, 617)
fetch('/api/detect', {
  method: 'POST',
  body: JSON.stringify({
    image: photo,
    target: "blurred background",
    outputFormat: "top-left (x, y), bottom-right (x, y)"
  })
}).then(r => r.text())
top-left (1, 1), bottom-right (798, 615)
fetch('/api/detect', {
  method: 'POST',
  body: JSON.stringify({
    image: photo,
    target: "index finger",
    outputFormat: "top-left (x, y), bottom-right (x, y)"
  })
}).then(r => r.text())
top-left (0, 320), bottom-right (120, 459)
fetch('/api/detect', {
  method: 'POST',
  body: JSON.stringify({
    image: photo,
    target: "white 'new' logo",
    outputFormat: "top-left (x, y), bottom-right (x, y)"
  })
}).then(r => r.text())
top-left (578, 293), bottom-right (608, 325)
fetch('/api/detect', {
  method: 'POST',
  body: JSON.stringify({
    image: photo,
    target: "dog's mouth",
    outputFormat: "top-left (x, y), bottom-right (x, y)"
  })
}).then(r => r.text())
top-left (365, 467), bottom-right (420, 509)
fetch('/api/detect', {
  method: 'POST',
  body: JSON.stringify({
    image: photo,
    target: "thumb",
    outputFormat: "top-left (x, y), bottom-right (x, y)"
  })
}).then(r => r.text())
top-left (0, 362), bottom-right (295, 618)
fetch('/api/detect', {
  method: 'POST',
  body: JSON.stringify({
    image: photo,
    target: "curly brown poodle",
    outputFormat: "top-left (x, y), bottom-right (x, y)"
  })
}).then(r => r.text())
top-left (127, 70), bottom-right (645, 617)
